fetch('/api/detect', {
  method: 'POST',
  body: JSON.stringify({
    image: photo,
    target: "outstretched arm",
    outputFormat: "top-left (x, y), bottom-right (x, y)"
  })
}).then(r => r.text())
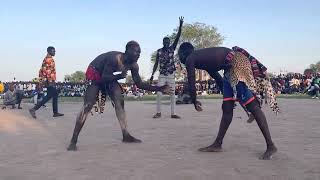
top-left (101, 63), bottom-right (126, 83)
top-left (186, 57), bottom-right (202, 111)
top-left (131, 63), bottom-right (162, 92)
top-left (171, 16), bottom-right (184, 50)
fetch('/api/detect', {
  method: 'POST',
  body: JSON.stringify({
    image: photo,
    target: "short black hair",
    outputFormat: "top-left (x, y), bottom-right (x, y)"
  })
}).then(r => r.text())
top-left (163, 37), bottom-right (170, 41)
top-left (178, 42), bottom-right (195, 64)
top-left (179, 42), bottom-right (194, 54)
top-left (47, 46), bottom-right (55, 52)
top-left (125, 41), bottom-right (139, 50)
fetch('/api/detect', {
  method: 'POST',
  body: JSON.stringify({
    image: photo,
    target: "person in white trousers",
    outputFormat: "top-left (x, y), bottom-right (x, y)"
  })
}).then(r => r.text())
top-left (150, 17), bottom-right (184, 119)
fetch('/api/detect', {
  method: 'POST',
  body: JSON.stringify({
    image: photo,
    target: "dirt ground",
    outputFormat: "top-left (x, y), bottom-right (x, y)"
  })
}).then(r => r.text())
top-left (0, 99), bottom-right (319, 180)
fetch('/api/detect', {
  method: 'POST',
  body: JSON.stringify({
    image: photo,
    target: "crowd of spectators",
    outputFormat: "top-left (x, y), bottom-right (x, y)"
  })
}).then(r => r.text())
top-left (1, 73), bottom-right (319, 100)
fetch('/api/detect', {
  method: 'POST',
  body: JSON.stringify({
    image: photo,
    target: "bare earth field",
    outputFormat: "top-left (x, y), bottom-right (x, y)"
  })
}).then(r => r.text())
top-left (0, 99), bottom-right (319, 180)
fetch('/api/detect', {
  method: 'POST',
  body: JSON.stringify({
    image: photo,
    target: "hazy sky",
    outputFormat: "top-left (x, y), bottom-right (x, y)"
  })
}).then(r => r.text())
top-left (1, 0), bottom-right (319, 81)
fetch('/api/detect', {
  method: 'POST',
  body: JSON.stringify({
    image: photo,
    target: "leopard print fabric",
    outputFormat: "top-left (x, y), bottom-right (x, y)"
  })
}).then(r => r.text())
top-left (227, 51), bottom-right (257, 96)
top-left (227, 52), bottom-right (280, 114)
top-left (255, 77), bottom-right (280, 114)
top-left (93, 91), bottom-right (107, 114)
top-left (85, 80), bottom-right (107, 116)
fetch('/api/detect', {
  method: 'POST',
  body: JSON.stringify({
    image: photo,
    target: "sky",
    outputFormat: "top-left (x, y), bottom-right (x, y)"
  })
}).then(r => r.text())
top-left (1, 0), bottom-right (319, 81)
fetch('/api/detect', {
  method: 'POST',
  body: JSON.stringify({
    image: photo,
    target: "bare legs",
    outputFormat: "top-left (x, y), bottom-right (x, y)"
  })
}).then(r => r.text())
top-left (67, 82), bottom-right (140, 151)
top-left (199, 100), bottom-right (277, 160)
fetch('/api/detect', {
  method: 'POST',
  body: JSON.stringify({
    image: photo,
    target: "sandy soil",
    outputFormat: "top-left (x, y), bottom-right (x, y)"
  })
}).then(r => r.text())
top-left (0, 99), bottom-right (319, 180)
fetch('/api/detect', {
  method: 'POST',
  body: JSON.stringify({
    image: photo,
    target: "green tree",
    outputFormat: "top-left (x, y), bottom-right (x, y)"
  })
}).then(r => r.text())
top-left (309, 61), bottom-right (320, 73)
top-left (64, 71), bottom-right (85, 82)
top-left (151, 22), bottom-right (224, 80)
top-left (64, 75), bottom-right (72, 82)
top-left (304, 68), bottom-right (315, 75)
top-left (168, 22), bottom-right (224, 49)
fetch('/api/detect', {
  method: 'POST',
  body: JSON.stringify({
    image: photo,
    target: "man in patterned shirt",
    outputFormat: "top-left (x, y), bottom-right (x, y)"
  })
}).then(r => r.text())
top-left (29, 46), bottom-right (64, 119)
top-left (150, 17), bottom-right (184, 119)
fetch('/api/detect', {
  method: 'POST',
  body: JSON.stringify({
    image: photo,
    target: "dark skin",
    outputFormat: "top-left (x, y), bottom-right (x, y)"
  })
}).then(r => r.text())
top-left (150, 16), bottom-right (184, 82)
top-left (48, 48), bottom-right (56, 57)
top-left (180, 47), bottom-right (232, 109)
top-left (178, 44), bottom-right (277, 160)
top-left (67, 43), bottom-right (171, 151)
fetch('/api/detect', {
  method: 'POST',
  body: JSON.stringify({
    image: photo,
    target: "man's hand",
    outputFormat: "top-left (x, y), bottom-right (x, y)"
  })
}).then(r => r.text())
top-left (194, 100), bottom-right (203, 112)
top-left (118, 70), bottom-right (128, 80)
top-left (179, 16), bottom-right (184, 25)
top-left (149, 75), bottom-right (154, 84)
top-left (160, 85), bottom-right (173, 95)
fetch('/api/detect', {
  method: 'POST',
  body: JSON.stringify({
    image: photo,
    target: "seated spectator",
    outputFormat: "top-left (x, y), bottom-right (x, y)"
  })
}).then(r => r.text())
top-left (2, 84), bottom-right (23, 109)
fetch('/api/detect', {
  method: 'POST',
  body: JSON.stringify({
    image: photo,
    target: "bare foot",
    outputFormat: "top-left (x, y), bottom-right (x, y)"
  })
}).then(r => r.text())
top-left (198, 143), bottom-right (223, 152)
top-left (67, 143), bottom-right (78, 151)
top-left (259, 145), bottom-right (277, 160)
top-left (123, 135), bottom-right (142, 143)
